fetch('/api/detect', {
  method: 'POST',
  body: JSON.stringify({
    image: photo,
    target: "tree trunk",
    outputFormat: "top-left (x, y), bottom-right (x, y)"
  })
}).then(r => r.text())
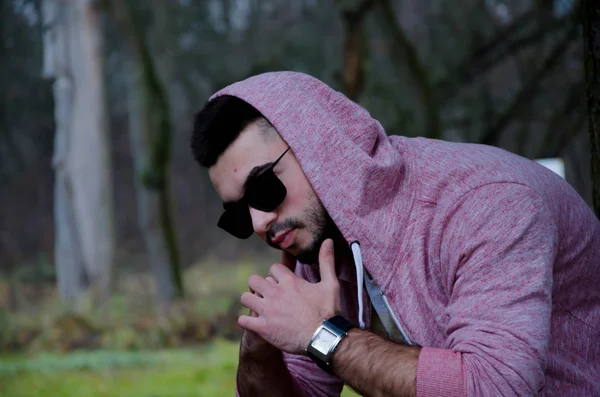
top-left (376, 0), bottom-right (441, 139)
top-left (340, 0), bottom-right (375, 102)
top-left (43, 0), bottom-right (115, 307)
top-left (582, 0), bottom-right (600, 218)
top-left (44, 0), bottom-right (85, 306)
top-left (108, 0), bottom-right (184, 310)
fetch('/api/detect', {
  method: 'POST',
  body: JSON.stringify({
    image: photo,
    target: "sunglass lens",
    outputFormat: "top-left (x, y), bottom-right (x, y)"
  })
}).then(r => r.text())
top-left (246, 171), bottom-right (287, 212)
top-left (217, 169), bottom-right (286, 240)
top-left (217, 204), bottom-right (253, 239)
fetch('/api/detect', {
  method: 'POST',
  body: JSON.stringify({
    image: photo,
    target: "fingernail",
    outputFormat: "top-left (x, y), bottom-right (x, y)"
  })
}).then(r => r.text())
top-left (326, 238), bottom-right (334, 251)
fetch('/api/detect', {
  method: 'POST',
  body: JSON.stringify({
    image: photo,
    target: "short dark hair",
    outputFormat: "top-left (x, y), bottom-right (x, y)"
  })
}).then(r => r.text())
top-left (191, 95), bottom-right (265, 168)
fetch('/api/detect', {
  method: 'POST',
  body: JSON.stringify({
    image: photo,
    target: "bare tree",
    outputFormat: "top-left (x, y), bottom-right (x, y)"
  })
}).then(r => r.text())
top-left (481, 21), bottom-right (579, 146)
top-left (375, 0), bottom-right (441, 139)
top-left (338, 0), bottom-right (376, 102)
top-left (42, 0), bottom-right (115, 308)
top-left (107, 0), bottom-right (184, 310)
top-left (582, 0), bottom-right (600, 218)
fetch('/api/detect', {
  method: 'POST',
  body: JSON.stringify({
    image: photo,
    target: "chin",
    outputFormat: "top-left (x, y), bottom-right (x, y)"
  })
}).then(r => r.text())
top-left (287, 228), bottom-right (329, 264)
top-left (284, 244), bottom-right (303, 259)
top-left (294, 242), bottom-right (322, 265)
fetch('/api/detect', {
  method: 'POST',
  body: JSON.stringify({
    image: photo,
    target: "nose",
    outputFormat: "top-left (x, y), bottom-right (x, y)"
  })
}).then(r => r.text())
top-left (248, 207), bottom-right (277, 236)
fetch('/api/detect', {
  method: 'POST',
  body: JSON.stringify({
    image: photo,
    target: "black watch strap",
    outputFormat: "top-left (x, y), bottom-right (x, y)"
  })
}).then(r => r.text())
top-left (327, 315), bottom-right (355, 333)
top-left (307, 315), bottom-right (355, 374)
top-left (307, 350), bottom-right (332, 373)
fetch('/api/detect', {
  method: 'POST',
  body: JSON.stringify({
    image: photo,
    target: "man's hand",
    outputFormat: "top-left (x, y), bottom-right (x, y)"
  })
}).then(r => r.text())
top-left (238, 238), bottom-right (341, 355)
top-left (240, 294), bottom-right (276, 360)
top-left (239, 251), bottom-right (297, 359)
top-left (237, 270), bottom-right (295, 396)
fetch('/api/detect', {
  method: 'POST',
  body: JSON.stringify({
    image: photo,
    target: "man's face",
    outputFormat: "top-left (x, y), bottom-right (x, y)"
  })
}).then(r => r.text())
top-left (209, 120), bottom-right (330, 264)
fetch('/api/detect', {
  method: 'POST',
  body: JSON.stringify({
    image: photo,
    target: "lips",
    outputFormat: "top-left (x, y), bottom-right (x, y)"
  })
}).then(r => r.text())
top-left (271, 229), bottom-right (295, 250)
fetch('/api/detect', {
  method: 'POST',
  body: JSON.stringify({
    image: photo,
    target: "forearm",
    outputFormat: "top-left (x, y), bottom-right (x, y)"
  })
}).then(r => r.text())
top-left (331, 329), bottom-right (421, 397)
top-left (236, 332), bottom-right (294, 397)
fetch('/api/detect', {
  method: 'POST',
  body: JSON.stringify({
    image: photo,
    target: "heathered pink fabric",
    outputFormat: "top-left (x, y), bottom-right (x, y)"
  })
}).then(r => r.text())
top-left (212, 72), bottom-right (600, 396)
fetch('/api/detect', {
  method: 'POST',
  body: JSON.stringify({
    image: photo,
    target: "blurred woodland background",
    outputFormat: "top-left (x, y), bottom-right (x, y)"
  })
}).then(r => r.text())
top-left (1, 0), bottom-right (599, 396)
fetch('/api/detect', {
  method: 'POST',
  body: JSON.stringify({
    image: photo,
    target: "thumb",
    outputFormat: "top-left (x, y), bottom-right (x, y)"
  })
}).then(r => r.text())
top-left (318, 238), bottom-right (337, 284)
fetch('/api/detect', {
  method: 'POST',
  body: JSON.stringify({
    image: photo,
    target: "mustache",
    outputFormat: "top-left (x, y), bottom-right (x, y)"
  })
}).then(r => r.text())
top-left (267, 218), bottom-right (305, 244)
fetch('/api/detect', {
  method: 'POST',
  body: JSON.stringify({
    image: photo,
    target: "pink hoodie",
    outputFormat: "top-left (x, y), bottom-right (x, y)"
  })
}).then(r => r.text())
top-left (212, 72), bottom-right (600, 396)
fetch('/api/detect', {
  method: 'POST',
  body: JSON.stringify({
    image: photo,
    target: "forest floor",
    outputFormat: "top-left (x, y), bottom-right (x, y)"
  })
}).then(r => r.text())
top-left (0, 257), bottom-right (358, 396)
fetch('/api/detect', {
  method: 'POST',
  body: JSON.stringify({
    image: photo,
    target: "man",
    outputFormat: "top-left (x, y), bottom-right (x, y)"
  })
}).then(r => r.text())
top-left (190, 71), bottom-right (600, 396)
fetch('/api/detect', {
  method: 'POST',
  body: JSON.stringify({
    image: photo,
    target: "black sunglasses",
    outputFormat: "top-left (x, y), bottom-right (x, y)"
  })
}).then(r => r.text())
top-left (217, 147), bottom-right (290, 239)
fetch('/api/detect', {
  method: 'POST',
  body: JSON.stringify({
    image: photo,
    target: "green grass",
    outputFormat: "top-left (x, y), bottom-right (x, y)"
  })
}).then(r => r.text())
top-left (0, 258), bottom-right (360, 395)
top-left (0, 338), bottom-right (359, 396)
top-left (0, 338), bottom-right (238, 397)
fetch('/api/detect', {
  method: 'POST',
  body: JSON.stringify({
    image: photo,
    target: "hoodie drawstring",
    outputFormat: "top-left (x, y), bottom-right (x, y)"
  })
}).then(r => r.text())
top-left (350, 242), bottom-right (412, 345)
top-left (350, 241), bottom-right (366, 329)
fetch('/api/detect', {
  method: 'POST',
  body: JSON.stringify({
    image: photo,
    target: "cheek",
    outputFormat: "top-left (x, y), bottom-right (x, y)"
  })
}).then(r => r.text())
top-left (283, 180), bottom-right (316, 219)
top-left (281, 183), bottom-right (303, 210)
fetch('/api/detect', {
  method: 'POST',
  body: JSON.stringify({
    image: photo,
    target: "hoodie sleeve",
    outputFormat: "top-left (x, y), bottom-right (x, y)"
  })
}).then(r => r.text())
top-left (284, 353), bottom-right (345, 396)
top-left (235, 353), bottom-right (343, 397)
top-left (416, 183), bottom-right (557, 397)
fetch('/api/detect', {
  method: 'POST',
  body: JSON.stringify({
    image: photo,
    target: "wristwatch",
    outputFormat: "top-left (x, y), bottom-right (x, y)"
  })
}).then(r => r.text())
top-left (306, 315), bottom-right (355, 374)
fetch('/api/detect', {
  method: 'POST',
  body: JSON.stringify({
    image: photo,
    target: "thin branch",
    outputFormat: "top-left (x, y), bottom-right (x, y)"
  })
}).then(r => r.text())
top-left (437, 6), bottom-right (578, 103)
top-left (480, 23), bottom-right (579, 146)
top-left (435, 8), bottom-right (537, 94)
top-left (462, 8), bottom-right (539, 64)
top-left (376, 0), bottom-right (441, 139)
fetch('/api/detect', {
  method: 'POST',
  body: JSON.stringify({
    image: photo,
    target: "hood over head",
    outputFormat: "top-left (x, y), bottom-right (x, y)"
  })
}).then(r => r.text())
top-left (211, 72), bottom-right (412, 282)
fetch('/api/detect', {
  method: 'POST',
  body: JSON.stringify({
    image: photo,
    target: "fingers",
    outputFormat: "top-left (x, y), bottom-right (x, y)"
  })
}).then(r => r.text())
top-left (266, 276), bottom-right (277, 284)
top-left (249, 286), bottom-right (263, 299)
top-left (241, 291), bottom-right (263, 314)
top-left (248, 276), bottom-right (276, 316)
top-left (248, 274), bottom-right (273, 296)
top-left (318, 238), bottom-right (337, 284)
top-left (269, 263), bottom-right (295, 283)
top-left (238, 314), bottom-right (263, 332)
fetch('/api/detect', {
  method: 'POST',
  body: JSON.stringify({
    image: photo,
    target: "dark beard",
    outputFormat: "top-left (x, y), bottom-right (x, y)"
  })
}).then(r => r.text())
top-left (294, 203), bottom-right (335, 265)
top-left (267, 196), bottom-right (335, 265)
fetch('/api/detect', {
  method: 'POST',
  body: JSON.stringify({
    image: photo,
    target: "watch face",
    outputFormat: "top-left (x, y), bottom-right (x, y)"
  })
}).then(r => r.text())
top-left (312, 328), bottom-right (338, 355)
